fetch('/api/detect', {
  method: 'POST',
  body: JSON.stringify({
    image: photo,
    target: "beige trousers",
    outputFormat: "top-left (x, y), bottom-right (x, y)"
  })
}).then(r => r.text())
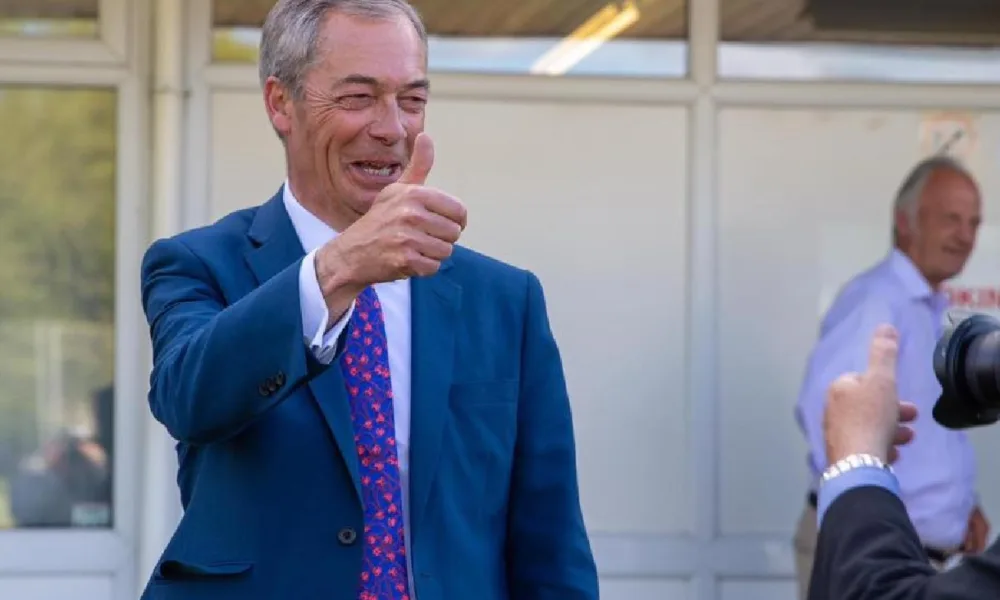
top-left (792, 504), bottom-right (819, 600)
top-left (793, 503), bottom-right (947, 600)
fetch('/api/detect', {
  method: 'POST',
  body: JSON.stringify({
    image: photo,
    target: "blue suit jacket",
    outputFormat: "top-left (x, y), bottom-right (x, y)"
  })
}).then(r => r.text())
top-left (138, 191), bottom-right (599, 599)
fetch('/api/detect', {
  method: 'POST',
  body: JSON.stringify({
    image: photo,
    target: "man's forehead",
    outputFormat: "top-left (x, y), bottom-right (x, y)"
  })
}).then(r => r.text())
top-left (930, 167), bottom-right (977, 188)
top-left (922, 168), bottom-right (978, 200)
top-left (316, 11), bottom-right (426, 73)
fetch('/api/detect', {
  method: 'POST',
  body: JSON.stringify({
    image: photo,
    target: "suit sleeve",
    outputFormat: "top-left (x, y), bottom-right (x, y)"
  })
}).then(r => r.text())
top-left (810, 484), bottom-right (1000, 600)
top-left (141, 237), bottom-right (332, 444)
top-left (504, 271), bottom-right (599, 599)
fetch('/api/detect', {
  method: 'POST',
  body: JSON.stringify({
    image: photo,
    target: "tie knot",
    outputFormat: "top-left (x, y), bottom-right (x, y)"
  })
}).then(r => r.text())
top-left (357, 286), bottom-right (380, 311)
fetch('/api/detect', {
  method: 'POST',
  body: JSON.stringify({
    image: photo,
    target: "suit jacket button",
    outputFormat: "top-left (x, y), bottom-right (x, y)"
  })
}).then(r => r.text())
top-left (275, 371), bottom-right (286, 387)
top-left (258, 382), bottom-right (271, 397)
top-left (337, 527), bottom-right (357, 545)
top-left (267, 379), bottom-right (279, 393)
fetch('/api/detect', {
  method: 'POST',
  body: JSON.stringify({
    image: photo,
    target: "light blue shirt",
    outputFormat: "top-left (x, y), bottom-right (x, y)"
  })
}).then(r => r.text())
top-left (796, 249), bottom-right (977, 548)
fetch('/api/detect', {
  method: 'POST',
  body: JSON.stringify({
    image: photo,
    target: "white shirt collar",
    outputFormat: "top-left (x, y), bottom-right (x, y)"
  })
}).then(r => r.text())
top-left (282, 179), bottom-right (337, 253)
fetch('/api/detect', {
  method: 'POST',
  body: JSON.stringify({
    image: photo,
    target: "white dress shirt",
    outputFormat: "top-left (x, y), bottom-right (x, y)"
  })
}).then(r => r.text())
top-left (284, 181), bottom-right (416, 592)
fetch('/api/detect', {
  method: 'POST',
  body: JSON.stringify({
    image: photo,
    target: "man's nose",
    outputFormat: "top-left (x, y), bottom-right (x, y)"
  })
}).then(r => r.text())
top-left (369, 100), bottom-right (406, 145)
top-left (956, 223), bottom-right (977, 248)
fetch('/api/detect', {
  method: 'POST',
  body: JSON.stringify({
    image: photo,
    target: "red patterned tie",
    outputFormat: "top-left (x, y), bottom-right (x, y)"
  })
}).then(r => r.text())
top-left (340, 287), bottom-right (409, 600)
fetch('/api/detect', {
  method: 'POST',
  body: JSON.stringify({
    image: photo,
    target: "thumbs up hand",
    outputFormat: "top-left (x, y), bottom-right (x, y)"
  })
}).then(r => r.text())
top-left (315, 132), bottom-right (467, 311)
top-left (823, 325), bottom-right (919, 466)
top-left (396, 131), bottom-right (436, 186)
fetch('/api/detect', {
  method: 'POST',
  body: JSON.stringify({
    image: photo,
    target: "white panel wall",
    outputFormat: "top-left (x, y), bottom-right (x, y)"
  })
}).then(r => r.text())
top-left (425, 98), bottom-right (691, 536)
top-left (720, 580), bottom-right (798, 600)
top-left (210, 92), bottom-right (286, 216)
top-left (716, 107), bottom-right (1000, 546)
top-left (602, 578), bottom-right (690, 598)
top-left (0, 576), bottom-right (114, 599)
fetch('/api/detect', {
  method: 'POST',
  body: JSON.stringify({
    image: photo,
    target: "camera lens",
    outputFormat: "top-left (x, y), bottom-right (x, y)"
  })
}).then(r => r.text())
top-left (933, 314), bottom-right (1000, 428)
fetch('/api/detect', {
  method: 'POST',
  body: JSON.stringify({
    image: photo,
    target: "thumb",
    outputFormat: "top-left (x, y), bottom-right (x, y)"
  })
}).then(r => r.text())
top-left (398, 132), bottom-right (434, 185)
top-left (867, 324), bottom-right (899, 383)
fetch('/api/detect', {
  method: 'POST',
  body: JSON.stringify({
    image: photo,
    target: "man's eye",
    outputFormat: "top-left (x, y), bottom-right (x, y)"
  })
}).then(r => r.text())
top-left (401, 97), bottom-right (427, 110)
top-left (339, 95), bottom-right (375, 108)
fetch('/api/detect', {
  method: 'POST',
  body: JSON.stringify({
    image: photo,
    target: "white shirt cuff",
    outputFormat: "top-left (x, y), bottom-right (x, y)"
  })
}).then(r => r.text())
top-left (299, 249), bottom-right (354, 365)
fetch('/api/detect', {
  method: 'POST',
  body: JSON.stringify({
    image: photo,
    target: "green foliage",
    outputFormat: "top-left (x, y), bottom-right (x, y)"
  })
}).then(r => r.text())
top-left (0, 88), bottom-right (116, 322)
top-left (0, 478), bottom-right (11, 529)
top-left (0, 87), bottom-right (117, 520)
top-left (213, 29), bottom-right (261, 63)
top-left (0, 19), bottom-right (98, 38)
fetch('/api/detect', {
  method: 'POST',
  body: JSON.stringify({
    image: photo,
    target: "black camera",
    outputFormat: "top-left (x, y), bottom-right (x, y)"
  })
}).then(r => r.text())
top-left (933, 313), bottom-right (1000, 429)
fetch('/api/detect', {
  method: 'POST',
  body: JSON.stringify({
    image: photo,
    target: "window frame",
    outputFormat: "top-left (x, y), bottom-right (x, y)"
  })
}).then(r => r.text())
top-left (0, 2), bottom-right (149, 599)
top-left (0, 0), bottom-right (128, 65)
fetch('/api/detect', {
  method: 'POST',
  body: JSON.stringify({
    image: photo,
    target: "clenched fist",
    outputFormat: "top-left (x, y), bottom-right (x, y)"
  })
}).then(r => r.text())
top-left (823, 324), bottom-right (919, 466)
top-left (314, 132), bottom-right (467, 319)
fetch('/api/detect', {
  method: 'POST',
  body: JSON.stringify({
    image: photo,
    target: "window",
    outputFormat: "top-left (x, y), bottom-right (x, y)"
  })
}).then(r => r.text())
top-left (0, 87), bottom-right (117, 530)
top-left (718, 0), bottom-right (1000, 83)
top-left (0, 0), bottom-right (99, 38)
top-left (212, 0), bottom-right (689, 78)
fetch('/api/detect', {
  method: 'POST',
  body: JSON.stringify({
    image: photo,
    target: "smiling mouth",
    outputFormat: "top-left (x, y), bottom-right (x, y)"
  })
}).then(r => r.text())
top-left (352, 161), bottom-right (401, 178)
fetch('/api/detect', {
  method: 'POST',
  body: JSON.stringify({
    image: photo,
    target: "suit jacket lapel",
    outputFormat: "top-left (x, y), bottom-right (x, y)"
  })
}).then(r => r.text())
top-left (305, 356), bottom-right (363, 502)
top-left (244, 190), bottom-right (362, 503)
top-left (408, 267), bottom-right (461, 540)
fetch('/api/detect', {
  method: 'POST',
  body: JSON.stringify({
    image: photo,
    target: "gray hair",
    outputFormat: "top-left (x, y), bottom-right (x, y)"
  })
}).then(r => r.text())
top-left (258, 0), bottom-right (427, 98)
top-left (891, 154), bottom-right (975, 243)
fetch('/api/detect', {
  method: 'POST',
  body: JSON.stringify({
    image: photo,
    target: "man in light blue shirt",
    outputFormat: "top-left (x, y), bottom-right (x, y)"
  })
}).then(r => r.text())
top-left (792, 155), bottom-right (986, 599)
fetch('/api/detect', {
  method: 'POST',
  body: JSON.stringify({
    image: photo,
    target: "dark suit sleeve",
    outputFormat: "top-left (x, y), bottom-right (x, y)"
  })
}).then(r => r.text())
top-left (810, 484), bottom-right (1000, 600)
top-left (504, 271), bottom-right (599, 599)
top-left (141, 237), bottom-right (324, 445)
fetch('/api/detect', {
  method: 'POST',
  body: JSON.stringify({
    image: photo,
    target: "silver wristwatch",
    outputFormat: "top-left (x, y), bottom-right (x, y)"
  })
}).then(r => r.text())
top-left (821, 453), bottom-right (893, 485)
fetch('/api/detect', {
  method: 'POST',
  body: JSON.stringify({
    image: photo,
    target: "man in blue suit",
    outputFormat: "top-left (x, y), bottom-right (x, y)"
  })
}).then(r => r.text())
top-left (138, 0), bottom-right (598, 598)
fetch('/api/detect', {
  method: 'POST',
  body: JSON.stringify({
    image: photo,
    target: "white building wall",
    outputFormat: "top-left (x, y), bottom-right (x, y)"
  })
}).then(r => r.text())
top-left (6, 1), bottom-right (1000, 599)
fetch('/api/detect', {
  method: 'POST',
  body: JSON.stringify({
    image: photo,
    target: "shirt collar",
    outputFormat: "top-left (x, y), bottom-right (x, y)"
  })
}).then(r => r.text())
top-left (888, 248), bottom-right (949, 309)
top-left (281, 179), bottom-right (336, 254)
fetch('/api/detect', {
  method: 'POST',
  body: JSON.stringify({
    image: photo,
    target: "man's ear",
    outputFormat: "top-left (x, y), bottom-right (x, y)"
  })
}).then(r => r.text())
top-left (263, 77), bottom-right (294, 138)
top-left (894, 208), bottom-right (915, 242)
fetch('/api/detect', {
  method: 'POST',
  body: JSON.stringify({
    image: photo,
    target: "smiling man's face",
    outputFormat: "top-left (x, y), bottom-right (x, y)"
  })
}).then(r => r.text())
top-left (897, 167), bottom-right (982, 288)
top-left (265, 9), bottom-right (428, 231)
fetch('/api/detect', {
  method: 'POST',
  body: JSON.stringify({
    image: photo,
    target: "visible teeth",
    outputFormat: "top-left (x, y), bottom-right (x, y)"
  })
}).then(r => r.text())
top-left (360, 164), bottom-right (393, 177)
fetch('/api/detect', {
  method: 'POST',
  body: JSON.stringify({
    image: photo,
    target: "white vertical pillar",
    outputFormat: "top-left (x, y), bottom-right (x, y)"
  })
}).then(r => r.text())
top-left (138, 0), bottom-right (186, 592)
top-left (687, 0), bottom-right (720, 599)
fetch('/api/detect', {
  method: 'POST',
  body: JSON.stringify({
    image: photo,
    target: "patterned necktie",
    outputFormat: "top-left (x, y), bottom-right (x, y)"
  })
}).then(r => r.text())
top-left (340, 286), bottom-right (409, 600)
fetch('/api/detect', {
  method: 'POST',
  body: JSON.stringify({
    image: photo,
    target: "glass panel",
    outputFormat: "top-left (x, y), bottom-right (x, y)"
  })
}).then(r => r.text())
top-left (0, 87), bottom-right (117, 530)
top-left (212, 0), bottom-right (688, 78)
top-left (0, 0), bottom-right (99, 38)
top-left (719, 0), bottom-right (1000, 83)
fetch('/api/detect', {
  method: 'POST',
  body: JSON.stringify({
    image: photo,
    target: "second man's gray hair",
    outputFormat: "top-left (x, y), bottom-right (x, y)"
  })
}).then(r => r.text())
top-left (258, 0), bottom-right (427, 98)
top-left (892, 154), bottom-right (975, 241)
